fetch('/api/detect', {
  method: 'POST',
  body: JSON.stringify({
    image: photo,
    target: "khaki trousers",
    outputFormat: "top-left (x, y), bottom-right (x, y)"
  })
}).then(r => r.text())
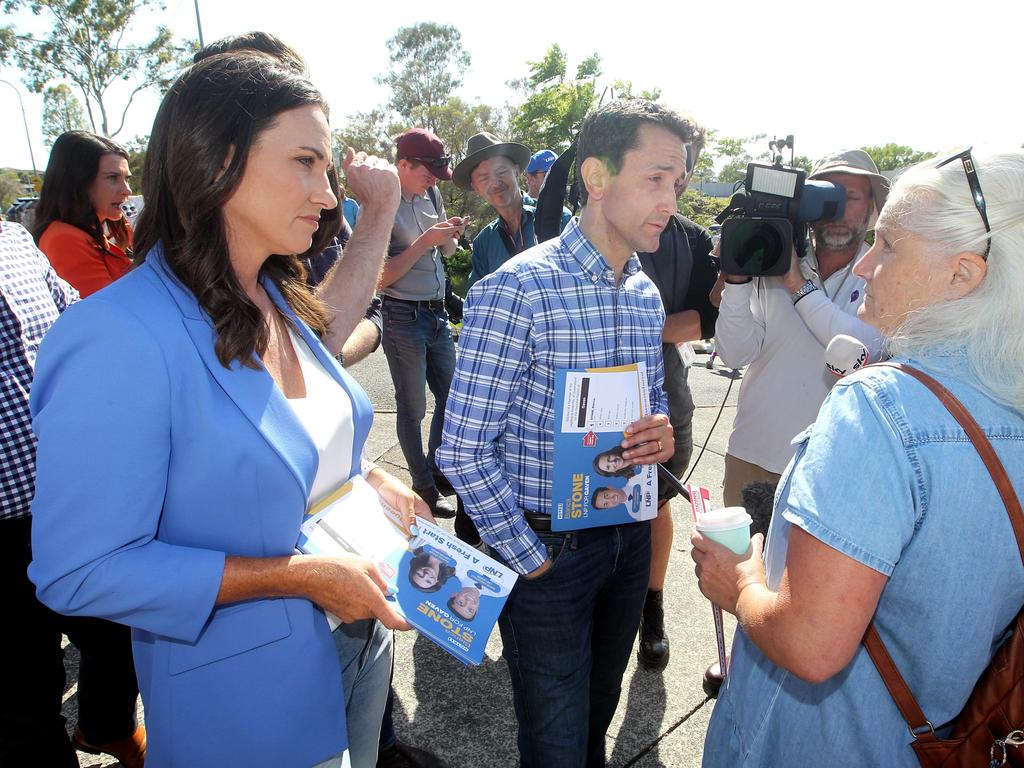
top-left (722, 453), bottom-right (782, 508)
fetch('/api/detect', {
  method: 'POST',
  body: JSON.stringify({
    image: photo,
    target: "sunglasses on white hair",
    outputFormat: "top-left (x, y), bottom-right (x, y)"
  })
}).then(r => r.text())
top-left (935, 146), bottom-right (991, 260)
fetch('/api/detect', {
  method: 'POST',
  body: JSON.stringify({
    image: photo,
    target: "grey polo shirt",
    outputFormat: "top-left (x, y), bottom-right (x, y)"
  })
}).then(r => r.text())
top-left (383, 190), bottom-right (447, 301)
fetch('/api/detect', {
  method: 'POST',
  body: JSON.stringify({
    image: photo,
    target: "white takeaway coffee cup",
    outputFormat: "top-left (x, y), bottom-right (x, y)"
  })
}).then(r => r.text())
top-left (695, 506), bottom-right (752, 555)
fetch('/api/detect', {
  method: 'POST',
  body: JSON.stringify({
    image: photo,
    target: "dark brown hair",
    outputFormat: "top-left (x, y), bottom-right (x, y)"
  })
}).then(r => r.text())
top-left (193, 31), bottom-right (306, 73)
top-left (134, 52), bottom-right (332, 368)
top-left (577, 99), bottom-right (694, 205)
top-left (592, 445), bottom-right (639, 478)
top-left (32, 130), bottom-right (131, 250)
top-left (191, 32), bottom-right (342, 278)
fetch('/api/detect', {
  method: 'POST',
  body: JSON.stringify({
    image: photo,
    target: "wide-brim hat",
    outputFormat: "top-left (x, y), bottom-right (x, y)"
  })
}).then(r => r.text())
top-left (809, 148), bottom-right (890, 224)
top-left (452, 132), bottom-right (531, 190)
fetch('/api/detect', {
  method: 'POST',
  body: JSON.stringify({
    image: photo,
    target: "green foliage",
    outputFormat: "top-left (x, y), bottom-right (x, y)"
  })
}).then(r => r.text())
top-left (41, 83), bottom-right (86, 146)
top-left (0, 169), bottom-right (24, 210)
top-left (508, 45), bottom-right (599, 154)
top-left (378, 22), bottom-right (470, 127)
top-left (678, 189), bottom-right (728, 230)
top-left (0, 25), bottom-right (15, 53)
top-left (792, 155), bottom-right (813, 173)
top-left (607, 79), bottom-right (661, 102)
top-left (123, 134), bottom-right (147, 195)
top-left (1, 0), bottom-right (193, 137)
top-left (333, 109), bottom-right (399, 161)
top-left (705, 133), bottom-right (768, 183)
top-left (445, 247), bottom-right (472, 297)
top-left (862, 143), bottom-right (936, 171)
top-left (689, 128), bottom-right (717, 188)
top-left (506, 45), bottom-right (663, 157)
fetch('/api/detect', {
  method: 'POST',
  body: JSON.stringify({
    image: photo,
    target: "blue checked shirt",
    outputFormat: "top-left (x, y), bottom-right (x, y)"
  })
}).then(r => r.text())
top-left (436, 218), bottom-right (667, 574)
top-left (0, 222), bottom-right (77, 520)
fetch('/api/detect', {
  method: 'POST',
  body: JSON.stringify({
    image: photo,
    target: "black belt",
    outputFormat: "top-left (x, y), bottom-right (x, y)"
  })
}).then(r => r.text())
top-left (524, 512), bottom-right (553, 532)
top-left (384, 296), bottom-right (445, 311)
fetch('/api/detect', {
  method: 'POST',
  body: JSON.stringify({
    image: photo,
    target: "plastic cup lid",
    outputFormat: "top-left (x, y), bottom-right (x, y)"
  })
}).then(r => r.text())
top-left (695, 506), bottom-right (752, 532)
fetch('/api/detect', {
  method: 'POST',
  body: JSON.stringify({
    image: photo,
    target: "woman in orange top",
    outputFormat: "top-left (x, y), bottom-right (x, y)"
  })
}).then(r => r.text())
top-left (34, 131), bottom-right (134, 297)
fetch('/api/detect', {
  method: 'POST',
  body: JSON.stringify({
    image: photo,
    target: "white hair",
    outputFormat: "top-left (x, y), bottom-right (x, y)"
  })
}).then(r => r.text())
top-left (881, 148), bottom-right (1024, 412)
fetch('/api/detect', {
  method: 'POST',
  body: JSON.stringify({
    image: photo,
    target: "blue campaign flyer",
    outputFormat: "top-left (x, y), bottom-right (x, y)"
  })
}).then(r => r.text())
top-left (298, 477), bottom-right (516, 665)
top-left (394, 519), bottom-right (516, 666)
top-left (551, 363), bottom-right (658, 531)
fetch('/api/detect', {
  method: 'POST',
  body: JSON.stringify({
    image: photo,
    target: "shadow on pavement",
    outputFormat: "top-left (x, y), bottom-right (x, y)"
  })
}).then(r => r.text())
top-left (608, 664), bottom-right (668, 767)
top-left (391, 633), bottom-right (518, 767)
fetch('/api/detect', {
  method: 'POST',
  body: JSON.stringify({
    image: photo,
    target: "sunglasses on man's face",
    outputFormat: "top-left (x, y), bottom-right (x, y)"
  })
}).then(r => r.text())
top-left (935, 146), bottom-right (991, 259)
top-left (407, 155), bottom-right (452, 170)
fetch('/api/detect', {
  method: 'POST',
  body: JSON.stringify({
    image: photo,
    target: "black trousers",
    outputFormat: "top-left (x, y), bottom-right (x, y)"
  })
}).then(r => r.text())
top-left (0, 516), bottom-right (140, 767)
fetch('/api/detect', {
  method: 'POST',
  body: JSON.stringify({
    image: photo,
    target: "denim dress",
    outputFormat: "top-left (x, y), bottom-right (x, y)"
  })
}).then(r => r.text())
top-left (703, 354), bottom-right (1024, 767)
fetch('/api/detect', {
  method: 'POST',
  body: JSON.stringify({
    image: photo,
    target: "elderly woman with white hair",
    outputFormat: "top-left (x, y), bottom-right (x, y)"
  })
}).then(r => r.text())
top-left (693, 148), bottom-right (1024, 767)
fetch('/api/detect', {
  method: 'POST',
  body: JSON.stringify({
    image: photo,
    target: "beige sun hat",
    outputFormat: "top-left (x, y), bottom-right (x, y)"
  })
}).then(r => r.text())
top-left (809, 149), bottom-right (890, 224)
top-left (452, 132), bottom-right (532, 190)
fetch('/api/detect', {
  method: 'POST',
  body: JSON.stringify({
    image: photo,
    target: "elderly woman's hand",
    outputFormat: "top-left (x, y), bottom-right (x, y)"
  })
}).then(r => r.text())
top-left (691, 530), bottom-right (767, 615)
top-left (302, 555), bottom-right (412, 631)
top-left (366, 467), bottom-right (435, 534)
top-left (621, 413), bottom-right (675, 464)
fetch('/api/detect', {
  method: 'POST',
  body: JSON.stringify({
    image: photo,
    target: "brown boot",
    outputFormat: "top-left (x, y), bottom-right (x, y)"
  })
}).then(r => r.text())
top-left (73, 724), bottom-right (146, 768)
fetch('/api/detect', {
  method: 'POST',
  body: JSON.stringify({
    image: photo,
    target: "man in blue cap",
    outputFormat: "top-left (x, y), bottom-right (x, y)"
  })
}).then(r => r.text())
top-left (454, 133), bottom-right (571, 290)
top-left (525, 149), bottom-right (557, 199)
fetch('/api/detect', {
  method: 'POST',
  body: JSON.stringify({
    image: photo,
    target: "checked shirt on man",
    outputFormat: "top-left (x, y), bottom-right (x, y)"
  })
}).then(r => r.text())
top-left (437, 217), bottom-right (667, 572)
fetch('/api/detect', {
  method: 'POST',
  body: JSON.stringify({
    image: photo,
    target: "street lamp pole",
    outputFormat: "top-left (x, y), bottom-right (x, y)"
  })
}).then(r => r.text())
top-left (193, 0), bottom-right (205, 48)
top-left (0, 79), bottom-right (38, 177)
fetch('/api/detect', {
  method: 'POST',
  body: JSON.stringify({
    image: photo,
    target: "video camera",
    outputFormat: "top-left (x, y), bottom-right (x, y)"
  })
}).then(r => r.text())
top-left (716, 135), bottom-right (846, 277)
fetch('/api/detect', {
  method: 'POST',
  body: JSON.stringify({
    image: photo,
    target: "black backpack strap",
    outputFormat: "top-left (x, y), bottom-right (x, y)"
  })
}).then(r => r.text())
top-left (426, 185), bottom-right (443, 217)
top-left (535, 140), bottom-right (577, 242)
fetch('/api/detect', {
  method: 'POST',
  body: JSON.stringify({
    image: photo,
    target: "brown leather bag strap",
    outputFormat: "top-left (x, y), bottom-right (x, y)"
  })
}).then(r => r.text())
top-left (861, 361), bottom-right (1024, 741)
top-left (862, 624), bottom-right (936, 739)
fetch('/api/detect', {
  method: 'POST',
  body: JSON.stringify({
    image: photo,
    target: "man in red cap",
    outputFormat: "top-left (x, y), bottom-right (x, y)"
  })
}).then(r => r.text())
top-left (378, 128), bottom-right (467, 519)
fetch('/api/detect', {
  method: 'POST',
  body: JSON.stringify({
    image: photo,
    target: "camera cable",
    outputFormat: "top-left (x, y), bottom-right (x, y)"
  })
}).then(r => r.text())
top-left (682, 364), bottom-right (738, 488)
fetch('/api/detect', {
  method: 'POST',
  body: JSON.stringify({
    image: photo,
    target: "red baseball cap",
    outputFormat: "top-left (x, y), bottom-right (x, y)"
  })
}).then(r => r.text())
top-left (395, 128), bottom-right (453, 181)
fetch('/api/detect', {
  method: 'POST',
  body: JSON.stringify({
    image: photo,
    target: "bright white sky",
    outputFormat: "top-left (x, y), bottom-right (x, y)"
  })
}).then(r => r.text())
top-left (2, 0), bottom-right (1021, 174)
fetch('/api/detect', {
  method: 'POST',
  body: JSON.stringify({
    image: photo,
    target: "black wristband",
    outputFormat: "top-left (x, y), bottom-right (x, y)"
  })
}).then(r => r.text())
top-left (724, 276), bottom-right (753, 285)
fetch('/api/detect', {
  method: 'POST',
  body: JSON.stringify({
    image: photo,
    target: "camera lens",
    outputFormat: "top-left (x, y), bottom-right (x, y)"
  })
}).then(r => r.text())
top-left (722, 219), bottom-right (789, 277)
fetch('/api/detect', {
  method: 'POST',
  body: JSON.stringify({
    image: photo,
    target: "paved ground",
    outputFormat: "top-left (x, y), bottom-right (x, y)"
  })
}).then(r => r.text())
top-left (64, 343), bottom-right (742, 767)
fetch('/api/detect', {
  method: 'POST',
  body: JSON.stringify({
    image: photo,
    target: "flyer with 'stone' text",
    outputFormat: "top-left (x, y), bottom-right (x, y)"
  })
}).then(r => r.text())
top-left (551, 363), bottom-right (658, 531)
top-left (297, 476), bottom-right (517, 665)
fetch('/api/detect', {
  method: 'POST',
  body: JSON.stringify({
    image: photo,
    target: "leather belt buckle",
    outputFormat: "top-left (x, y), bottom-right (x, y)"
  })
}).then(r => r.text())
top-left (524, 512), bottom-right (553, 533)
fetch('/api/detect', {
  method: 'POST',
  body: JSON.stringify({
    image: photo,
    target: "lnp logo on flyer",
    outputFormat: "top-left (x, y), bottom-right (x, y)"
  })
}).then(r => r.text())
top-left (583, 430), bottom-right (597, 448)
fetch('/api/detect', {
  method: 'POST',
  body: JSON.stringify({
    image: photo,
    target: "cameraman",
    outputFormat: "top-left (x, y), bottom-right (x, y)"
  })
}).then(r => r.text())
top-left (715, 149), bottom-right (887, 506)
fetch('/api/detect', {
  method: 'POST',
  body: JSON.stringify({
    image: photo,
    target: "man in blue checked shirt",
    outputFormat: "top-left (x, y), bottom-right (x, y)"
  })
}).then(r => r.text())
top-left (437, 99), bottom-right (688, 768)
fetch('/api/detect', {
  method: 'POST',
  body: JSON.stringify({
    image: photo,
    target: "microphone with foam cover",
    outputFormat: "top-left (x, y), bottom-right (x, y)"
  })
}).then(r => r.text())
top-left (825, 334), bottom-right (871, 378)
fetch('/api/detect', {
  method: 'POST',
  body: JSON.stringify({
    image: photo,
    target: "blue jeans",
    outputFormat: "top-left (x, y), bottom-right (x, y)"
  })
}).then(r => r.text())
top-left (333, 619), bottom-right (392, 768)
top-left (381, 299), bottom-right (456, 489)
top-left (497, 521), bottom-right (652, 768)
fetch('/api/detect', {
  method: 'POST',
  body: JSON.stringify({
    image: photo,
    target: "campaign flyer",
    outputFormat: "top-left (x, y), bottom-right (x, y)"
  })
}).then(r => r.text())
top-left (550, 363), bottom-right (658, 531)
top-left (396, 518), bottom-right (516, 665)
top-left (298, 477), bottom-right (517, 665)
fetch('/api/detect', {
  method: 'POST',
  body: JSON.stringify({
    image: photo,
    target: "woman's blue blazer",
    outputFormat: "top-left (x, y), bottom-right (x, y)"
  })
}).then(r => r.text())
top-left (29, 245), bottom-right (374, 767)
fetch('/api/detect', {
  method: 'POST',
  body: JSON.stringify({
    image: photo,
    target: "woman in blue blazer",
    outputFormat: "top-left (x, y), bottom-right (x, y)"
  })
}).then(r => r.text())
top-left (29, 53), bottom-right (422, 768)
